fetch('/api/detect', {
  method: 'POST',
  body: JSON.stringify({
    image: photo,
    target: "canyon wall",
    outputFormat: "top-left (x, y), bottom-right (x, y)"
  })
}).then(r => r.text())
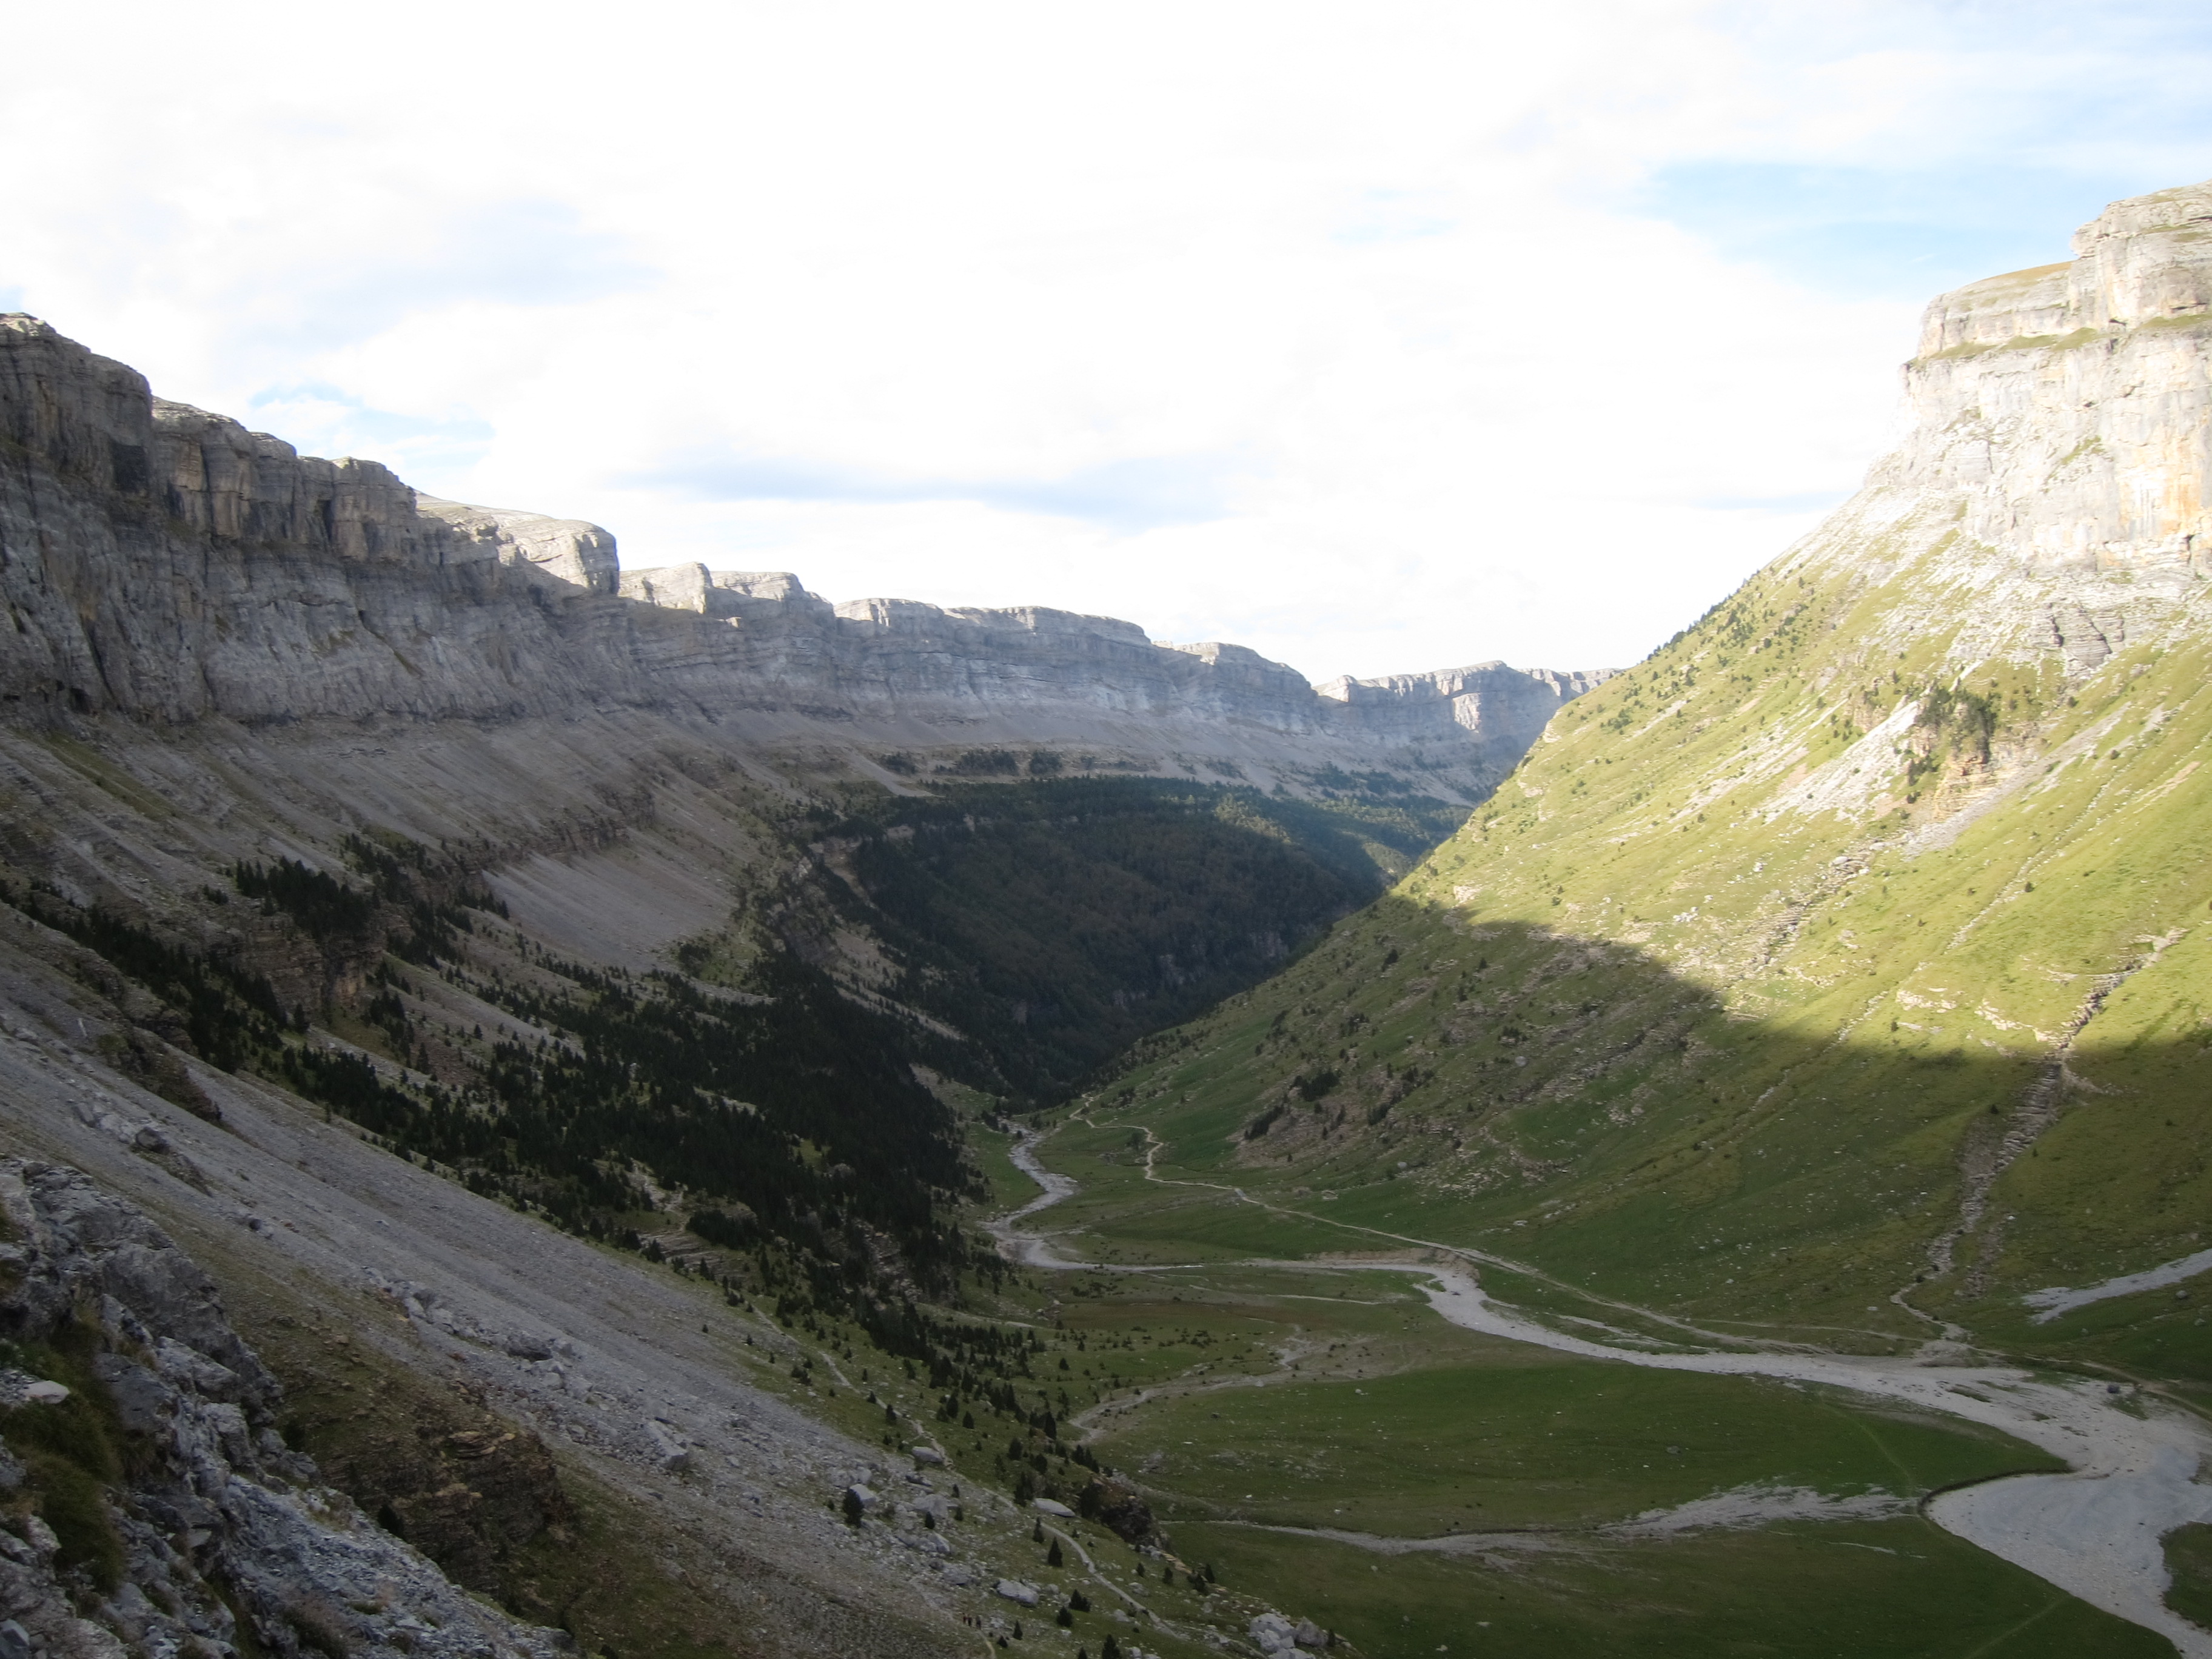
top-left (1826, 180), bottom-right (2212, 677)
top-left (0, 313), bottom-right (1595, 787)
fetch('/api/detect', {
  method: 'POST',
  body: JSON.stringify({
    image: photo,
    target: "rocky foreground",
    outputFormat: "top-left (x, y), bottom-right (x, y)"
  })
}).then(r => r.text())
top-left (0, 1157), bottom-right (569, 1659)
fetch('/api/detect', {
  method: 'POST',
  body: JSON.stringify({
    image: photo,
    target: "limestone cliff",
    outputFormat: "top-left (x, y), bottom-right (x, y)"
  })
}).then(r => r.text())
top-left (0, 314), bottom-right (1594, 789)
top-left (1854, 180), bottom-right (2212, 671)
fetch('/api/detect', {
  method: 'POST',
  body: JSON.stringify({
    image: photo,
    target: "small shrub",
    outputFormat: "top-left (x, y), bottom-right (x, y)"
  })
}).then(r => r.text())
top-left (282, 1597), bottom-right (351, 1659)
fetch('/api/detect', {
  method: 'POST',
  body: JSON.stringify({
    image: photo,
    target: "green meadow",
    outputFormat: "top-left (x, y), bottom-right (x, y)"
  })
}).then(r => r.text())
top-left (991, 1206), bottom-right (2158, 1658)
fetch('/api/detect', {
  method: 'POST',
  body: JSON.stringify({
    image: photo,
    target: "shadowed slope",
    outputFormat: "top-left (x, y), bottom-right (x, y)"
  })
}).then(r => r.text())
top-left (1078, 181), bottom-right (2212, 1386)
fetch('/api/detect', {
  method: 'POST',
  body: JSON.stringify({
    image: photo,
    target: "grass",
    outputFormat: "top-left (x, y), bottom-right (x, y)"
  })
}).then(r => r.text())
top-left (2164, 1522), bottom-right (2212, 1633)
top-left (991, 546), bottom-right (2212, 1654)
top-left (957, 1225), bottom-right (2147, 1658)
top-left (1097, 1360), bottom-right (2051, 1534)
top-left (1004, 519), bottom-right (2212, 1649)
top-left (1068, 528), bottom-right (2212, 1372)
top-left (1179, 1513), bottom-right (2170, 1658)
top-left (0, 1328), bottom-right (134, 1591)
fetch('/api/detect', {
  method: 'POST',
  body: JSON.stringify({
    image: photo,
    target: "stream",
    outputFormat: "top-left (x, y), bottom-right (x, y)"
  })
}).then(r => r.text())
top-left (991, 1127), bottom-right (2212, 1655)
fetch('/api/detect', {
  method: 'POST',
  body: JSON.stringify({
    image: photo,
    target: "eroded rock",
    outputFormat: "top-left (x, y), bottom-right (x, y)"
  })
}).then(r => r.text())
top-left (0, 1158), bottom-right (569, 1659)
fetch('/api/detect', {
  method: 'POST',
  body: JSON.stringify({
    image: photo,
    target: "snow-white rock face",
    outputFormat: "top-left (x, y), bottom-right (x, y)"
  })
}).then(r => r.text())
top-left (1800, 179), bottom-right (2212, 675)
top-left (0, 1158), bottom-right (569, 1659)
top-left (0, 313), bottom-right (1594, 779)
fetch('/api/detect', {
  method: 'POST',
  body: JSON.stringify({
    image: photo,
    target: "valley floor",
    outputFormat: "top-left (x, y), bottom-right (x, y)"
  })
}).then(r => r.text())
top-left (992, 1116), bottom-right (2212, 1657)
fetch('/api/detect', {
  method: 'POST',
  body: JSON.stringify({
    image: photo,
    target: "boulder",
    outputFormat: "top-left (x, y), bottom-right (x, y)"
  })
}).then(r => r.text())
top-left (643, 1419), bottom-right (692, 1473)
top-left (1251, 1612), bottom-right (1327, 1654)
top-left (1077, 1477), bottom-right (1156, 1544)
top-left (994, 1580), bottom-right (1042, 1607)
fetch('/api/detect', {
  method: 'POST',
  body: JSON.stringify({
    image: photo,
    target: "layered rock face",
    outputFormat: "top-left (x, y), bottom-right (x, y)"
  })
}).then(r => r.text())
top-left (0, 313), bottom-right (1591, 781)
top-left (1316, 661), bottom-right (1611, 749)
top-left (609, 558), bottom-right (1611, 753)
top-left (1848, 180), bottom-right (2212, 673)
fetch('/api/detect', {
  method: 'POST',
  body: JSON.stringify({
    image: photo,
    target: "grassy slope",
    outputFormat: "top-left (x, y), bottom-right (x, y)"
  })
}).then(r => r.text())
top-left (1004, 426), bottom-right (2209, 1651)
top-left (746, 777), bottom-right (1469, 1104)
top-left (1070, 506), bottom-right (2212, 1382)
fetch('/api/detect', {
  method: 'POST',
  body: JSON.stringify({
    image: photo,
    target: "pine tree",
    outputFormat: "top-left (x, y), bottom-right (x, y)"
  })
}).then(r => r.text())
top-left (1047, 1539), bottom-right (1064, 1567)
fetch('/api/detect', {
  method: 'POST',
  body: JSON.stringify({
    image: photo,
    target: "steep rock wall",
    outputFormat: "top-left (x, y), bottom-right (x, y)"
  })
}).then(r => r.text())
top-left (1864, 181), bottom-right (2212, 672)
top-left (0, 314), bottom-right (1594, 776)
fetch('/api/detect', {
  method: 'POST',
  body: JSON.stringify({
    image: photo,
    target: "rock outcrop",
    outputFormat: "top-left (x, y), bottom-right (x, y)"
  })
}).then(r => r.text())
top-left (0, 1158), bottom-right (567, 1659)
top-left (1863, 179), bottom-right (2212, 673)
top-left (414, 497), bottom-right (620, 594)
top-left (0, 313), bottom-right (1595, 784)
top-left (1315, 661), bottom-right (1610, 749)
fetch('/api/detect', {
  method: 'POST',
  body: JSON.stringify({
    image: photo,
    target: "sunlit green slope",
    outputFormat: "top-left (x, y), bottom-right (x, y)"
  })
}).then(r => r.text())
top-left (1077, 189), bottom-right (2212, 1380)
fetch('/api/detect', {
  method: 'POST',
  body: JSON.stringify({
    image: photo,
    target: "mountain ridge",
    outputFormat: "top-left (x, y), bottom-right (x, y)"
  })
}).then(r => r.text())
top-left (0, 312), bottom-right (1600, 792)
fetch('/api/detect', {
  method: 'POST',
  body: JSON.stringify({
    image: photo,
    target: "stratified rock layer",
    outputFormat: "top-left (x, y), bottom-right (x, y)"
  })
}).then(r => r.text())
top-left (0, 313), bottom-right (1597, 782)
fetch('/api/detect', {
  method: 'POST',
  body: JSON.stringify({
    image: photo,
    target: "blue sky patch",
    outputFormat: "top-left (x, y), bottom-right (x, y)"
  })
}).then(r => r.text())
top-left (1632, 161), bottom-right (2207, 300)
top-left (633, 449), bottom-right (1247, 532)
top-left (244, 383), bottom-right (495, 478)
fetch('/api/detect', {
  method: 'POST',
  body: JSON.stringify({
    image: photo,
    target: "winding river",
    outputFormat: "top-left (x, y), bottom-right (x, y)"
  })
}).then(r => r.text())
top-left (990, 1126), bottom-right (2212, 1655)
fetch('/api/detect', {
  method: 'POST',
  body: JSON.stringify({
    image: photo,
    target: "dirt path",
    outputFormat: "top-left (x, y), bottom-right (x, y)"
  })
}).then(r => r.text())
top-left (994, 1121), bottom-right (2212, 1657)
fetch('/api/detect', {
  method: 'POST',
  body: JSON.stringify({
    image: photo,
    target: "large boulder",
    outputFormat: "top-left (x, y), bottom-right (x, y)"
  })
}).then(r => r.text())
top-left (1076, 1476), bottom-right (1156, 1544)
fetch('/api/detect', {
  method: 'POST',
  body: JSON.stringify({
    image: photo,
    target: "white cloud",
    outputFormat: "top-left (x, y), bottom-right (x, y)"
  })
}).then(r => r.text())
top-left (4, 1), bottom-right (2207, 679)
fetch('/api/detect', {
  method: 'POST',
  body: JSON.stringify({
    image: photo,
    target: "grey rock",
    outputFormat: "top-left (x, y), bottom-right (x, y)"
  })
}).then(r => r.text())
top-left (0, 312), bottom-right (1597, 786)
top-left (1250, 1612), bottom-right (1330, 1654)
top-left (643, 1419), bottom-right (693, 1473)
top-left (993, 1580), bottom-right (1041, 1607)
top-left (0, 1158), bottom-right (568, 1659)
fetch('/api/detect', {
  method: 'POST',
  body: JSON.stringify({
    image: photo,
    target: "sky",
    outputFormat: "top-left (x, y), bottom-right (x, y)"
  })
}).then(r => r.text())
top-left (5, 2), bottom-right (2211, 683)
